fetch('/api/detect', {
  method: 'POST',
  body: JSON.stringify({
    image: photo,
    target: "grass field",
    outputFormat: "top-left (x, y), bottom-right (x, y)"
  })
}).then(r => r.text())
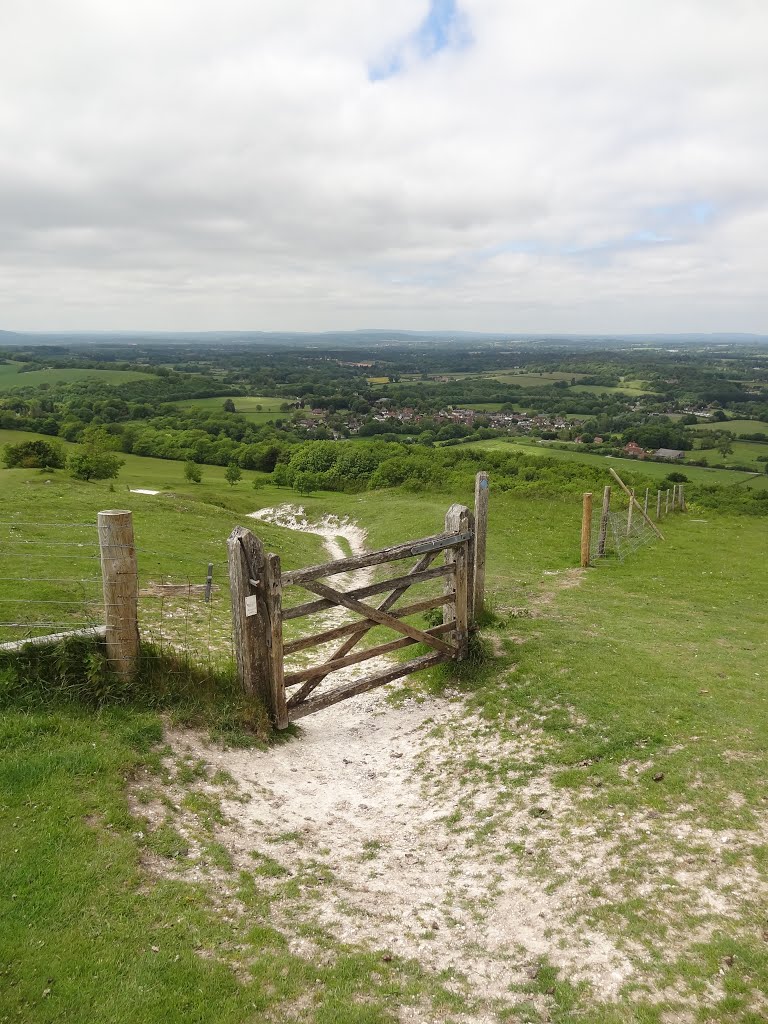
top-left (695, 419), bottom-right (768, 434)
top-left (169, 395), bottom-right (289, 424)
top-left (0, 361), bottom-right (154, 390)
top-left (459, 436), bottom-right (766, 488)
top-left (2, 441), bottom-right (768, 1021)
top-left (693, 438), bottom-right (768, 471)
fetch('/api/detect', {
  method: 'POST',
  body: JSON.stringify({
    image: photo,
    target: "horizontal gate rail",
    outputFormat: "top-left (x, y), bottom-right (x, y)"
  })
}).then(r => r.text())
top-left (282, 594), bottom-right (446, 655)
top-left (280, 530), bottom-right (473, 586)
top-left (284, 620), bottom-right (456, 686)
top-left (298, 579), bottom-right (456, 655)
top-left (288, 652), bottom-right (451, 721)
top-left (282, 564), bottom-right (452, 621)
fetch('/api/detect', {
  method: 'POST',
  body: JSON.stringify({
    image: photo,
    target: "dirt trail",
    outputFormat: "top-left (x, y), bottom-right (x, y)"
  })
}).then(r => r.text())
top-left (163, 505), bottom-right (632, 1016)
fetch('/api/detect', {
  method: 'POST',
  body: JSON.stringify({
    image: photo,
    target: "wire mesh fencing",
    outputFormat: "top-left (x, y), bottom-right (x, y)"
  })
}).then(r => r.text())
top-left (0, 519), bottom-right (105, 645)
top-left (0, 515), bottom-right (234, 669)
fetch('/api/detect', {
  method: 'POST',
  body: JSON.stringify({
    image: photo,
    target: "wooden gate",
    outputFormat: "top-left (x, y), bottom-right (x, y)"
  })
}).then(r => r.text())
top-left (227, 486), bottom-right (488, 729)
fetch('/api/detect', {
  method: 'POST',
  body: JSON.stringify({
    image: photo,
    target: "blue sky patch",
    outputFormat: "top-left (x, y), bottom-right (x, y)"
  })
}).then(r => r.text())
top-left (369, 0), bottom-right (472, 81)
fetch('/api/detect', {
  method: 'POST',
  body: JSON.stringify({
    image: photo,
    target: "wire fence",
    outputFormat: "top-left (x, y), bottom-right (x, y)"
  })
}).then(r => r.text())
top-left (0, 518), bottom-right (234, 666)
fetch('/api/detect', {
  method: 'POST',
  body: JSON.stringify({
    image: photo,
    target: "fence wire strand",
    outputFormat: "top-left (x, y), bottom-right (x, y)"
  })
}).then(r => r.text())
top-left (0, 519), bottom-right (234, 663)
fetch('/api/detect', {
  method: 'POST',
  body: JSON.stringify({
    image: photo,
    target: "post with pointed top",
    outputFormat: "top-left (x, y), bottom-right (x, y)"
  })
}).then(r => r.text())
top-left (472, 471), bottom-right (489, 621)
top-left (444, 504), bottom-right (471, 661)
top-left (227, 526), bottom-right (288, 729)
top-left (98, 509), bottom-right (139, 680)
top-left (580, 492), bottom-right (593, 567)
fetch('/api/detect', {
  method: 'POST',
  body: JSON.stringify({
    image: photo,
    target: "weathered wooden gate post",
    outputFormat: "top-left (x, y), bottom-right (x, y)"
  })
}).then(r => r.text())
top-left (444, 504), bottom-right (471, 660)
top-left (596, 485), bottom-right (611, 557)
top-left (580, 492), bottom-right (593, 567)
top-left (656, 489), bottom-right (662, 520)
top-left (472, 471), bottom-right (489, 620)
top-left (227, 526), bottom-right (289, 729)
top-left (98, 509), bottom-right (139, 680)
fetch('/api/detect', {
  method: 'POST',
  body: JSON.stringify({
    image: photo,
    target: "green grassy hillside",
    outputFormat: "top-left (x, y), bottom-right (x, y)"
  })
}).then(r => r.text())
top-left (1, 449), bottom-right (767, 1022)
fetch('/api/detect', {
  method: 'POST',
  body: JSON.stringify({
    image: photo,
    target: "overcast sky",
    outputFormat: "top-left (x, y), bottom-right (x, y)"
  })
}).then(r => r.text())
top-left (1, 0), bottom-right (767, 333)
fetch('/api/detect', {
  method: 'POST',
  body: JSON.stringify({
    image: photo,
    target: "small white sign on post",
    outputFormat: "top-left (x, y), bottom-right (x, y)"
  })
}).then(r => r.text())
top-left (245, 595), bottom-right (259, 617)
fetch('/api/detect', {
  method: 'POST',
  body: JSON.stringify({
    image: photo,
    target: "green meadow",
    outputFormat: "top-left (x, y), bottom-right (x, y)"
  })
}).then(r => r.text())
top-left (460, 435), bottom-right (766, 487)
top-left (0, 361), bottom-right (155, 390)
top-left (168, 395), bottom-right (290, 424)
top-left (695, 418), bottom-right (768, 434)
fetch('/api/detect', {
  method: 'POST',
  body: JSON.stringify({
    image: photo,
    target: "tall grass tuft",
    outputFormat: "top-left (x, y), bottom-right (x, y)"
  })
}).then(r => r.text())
top-left (0, 636), bottom-right (270, 743)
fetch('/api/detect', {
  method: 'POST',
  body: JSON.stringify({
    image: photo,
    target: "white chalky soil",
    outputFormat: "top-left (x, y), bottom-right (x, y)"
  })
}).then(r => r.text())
top-left (165, 506), bottom-right (633, 1014)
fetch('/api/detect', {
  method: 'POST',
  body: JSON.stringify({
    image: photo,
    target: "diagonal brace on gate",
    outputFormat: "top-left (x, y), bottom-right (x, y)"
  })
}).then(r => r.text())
top-left (287, 550), bottom-right (441, 708)
top-left (298, 580), bottom-right (455, 655)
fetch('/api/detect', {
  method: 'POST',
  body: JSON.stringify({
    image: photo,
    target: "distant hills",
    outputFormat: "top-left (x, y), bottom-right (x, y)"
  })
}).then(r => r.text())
top-left (1, 328), bottom-right (767, 349)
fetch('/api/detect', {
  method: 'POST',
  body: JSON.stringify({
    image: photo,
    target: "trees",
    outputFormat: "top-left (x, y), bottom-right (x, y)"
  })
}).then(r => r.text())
top-left (225, 462), bottom-right (242, 486)
top-left (184, 460), bottom-right (202, 484)
top-left (3, 439), bottom-right (66, 469)
top-left (223, 398), bottom-right (236, 413)
top-left (718, 438), bottom-right (734, 459)
top-left (68, 436), bottom-right (124, 481)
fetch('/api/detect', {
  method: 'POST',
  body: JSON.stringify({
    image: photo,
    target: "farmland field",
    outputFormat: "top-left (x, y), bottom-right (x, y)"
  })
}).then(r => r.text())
top-left (460, 436), bottom-right (766, 486)
top-left (169, 395), bottom-right (289, 423)
top-left (695, 418), bottom-right (768, 433)
top-left (0, 361), bottom-right (154, 390)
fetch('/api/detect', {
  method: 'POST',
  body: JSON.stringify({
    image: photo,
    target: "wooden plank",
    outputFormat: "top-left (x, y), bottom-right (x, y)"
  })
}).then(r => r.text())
top-left (264, 553), bottom-right (289, 730)
top-left (281, 530), bottom-right (472, 586)
top-left (300, 580), bottom-right (455, 654)
top-left (608, 468), bottom-right (664, 540)
top-left (284, 621), bottom-right (456, 687)
top-left (282, 594), bottom-right (447, 654)
top-left (472, 471), bottom-right (489, 618)
top-left (0, 625), bottom-right (107, 653)
top-left (288, 652), bottom-right (449, 721)
top-left (285, 551), bottom-right (440, 705)
top-left (580, 492), bottom-right (593, 567)
top-left (444, 504), bottom-right (470, 659)
top-left (98, 509), bottom-right (139, 680)
top-left (282, 564), bottom-right (451, 621)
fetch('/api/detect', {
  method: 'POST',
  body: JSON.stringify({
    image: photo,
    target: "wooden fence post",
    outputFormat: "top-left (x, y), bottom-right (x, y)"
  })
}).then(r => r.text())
top-left (596, 485), bottom-right (611, 557)
top-left (98, 509), bottom-right (139, 680)
top-left (626, 489), bottom-right (634, 536)
top-left (665, 489), bottom-right (670, 514)
top-left (227, 526), bottom-right (288, 729)
top-left (580, 492), bottom-right (593, 567)
top-left (643, 487), bottom-right (649, 515)
top-left (679, 484), bottom-right (686, 511)
top-left (444, 504), bottom-right (470, 660)
top-left (656, 489), bottom-right (662, 520)
top-left (472, 471), bottom-right (489, 620)
top-left (264, 553), bottom-right (289, 729)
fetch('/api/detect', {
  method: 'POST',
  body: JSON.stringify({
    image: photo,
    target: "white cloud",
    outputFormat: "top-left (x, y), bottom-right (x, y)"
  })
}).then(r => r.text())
top-left (0, 0), bottom-right (766, 331)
